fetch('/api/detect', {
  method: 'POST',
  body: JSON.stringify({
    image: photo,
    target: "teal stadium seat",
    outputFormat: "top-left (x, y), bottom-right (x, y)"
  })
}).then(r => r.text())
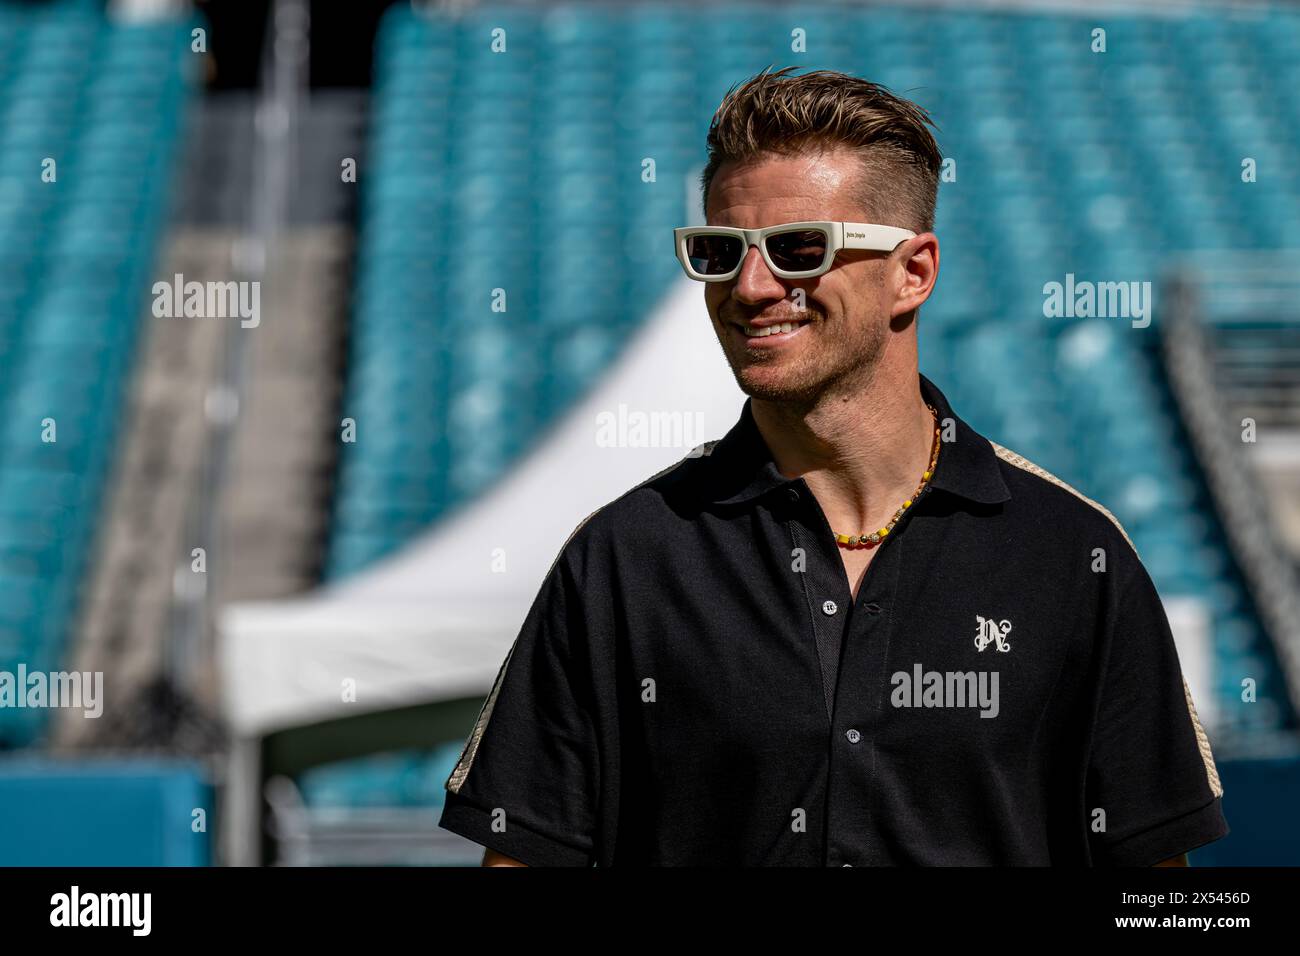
top-left (0, 1), bottom-right (199, 747)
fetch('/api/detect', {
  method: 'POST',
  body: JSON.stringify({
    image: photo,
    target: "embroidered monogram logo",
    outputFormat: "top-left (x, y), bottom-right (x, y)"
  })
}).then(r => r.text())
top-left (974, 616), bottom-right (1012, 653)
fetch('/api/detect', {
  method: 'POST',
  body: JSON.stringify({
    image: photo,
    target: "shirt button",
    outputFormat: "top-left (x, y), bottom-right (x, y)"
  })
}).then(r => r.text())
top-left (822, 600), bottom-right (838, 616)
top-left (785, 487), bottom-right (800, 503)
top-left (846, 729), bottom-right (861, 744)
top-left (864, 602), bottom-right (882, 614)
top-left (842, 863), bottom-right (853, 867)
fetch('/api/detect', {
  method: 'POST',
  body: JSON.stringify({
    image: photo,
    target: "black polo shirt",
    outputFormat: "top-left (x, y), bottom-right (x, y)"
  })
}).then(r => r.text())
top-left (439, 372), bottom-right (1228, 866)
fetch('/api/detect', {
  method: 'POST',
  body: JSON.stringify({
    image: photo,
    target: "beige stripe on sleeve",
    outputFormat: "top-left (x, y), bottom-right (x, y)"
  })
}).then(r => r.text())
top-left (446, 447), bottom-right (714, 794)
top-left (446, 507), bottom-right (601, 795)
top-left (991, 441), bottom-right (1223, 799)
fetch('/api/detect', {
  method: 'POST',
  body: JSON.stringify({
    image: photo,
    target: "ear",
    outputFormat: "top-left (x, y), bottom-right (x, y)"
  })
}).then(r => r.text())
top-left (890, 233), bottom-right (939, 319)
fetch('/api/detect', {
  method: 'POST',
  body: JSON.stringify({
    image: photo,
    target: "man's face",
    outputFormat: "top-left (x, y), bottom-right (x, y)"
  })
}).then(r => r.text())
top-left (703, 148), bottom-right (898, 406)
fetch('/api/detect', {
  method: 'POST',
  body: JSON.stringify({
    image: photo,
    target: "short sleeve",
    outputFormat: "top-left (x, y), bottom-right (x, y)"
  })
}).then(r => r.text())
top-left (1084, 553), bottom-right (1228, 866)
top-left (438, 543), bottom-right (601, 866)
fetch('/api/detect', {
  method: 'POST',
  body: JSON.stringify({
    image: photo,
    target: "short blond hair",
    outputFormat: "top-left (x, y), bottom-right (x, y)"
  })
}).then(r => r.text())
top-left (700, 66), bottom-right (942, 233)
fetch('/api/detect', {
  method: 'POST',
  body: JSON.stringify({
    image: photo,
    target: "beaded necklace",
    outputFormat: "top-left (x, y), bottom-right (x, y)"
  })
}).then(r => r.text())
top-left (831, 403), bottom-right (940, 549)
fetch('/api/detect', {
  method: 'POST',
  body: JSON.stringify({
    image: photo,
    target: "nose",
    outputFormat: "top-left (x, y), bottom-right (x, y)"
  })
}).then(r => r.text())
top-left (732, 243), bottom-right (787, 306)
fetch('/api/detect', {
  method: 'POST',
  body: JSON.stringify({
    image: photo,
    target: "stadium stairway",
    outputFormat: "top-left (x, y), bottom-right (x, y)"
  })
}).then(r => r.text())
top-left (54, 91), bottom-right (364, 749)
top-left (1182, 254), bottom-right (1300, 561)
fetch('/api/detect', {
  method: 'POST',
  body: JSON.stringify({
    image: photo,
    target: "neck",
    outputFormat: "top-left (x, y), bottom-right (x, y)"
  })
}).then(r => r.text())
top-left (751, 365), bottom-right (935, 535)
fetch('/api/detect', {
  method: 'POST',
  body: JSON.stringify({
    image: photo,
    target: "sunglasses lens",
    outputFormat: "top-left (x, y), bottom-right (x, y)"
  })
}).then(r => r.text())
top-left (766, 228), bottom-right (829, 273)
top-left (685, 233), bottom-right (744, 277)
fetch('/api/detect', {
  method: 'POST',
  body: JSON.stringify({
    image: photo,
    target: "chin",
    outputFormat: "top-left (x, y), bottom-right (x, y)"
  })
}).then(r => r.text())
top-left (733, 367), bottom-right (826, 405)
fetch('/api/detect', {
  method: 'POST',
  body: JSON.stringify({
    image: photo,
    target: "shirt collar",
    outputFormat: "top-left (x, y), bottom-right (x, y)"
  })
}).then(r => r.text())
top-left (707, 372), bottom-right (1011, 507)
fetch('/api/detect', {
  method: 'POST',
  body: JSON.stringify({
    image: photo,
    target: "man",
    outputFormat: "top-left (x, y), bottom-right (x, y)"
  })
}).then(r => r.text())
top-left (438, 67), bottom-right (1228, 866)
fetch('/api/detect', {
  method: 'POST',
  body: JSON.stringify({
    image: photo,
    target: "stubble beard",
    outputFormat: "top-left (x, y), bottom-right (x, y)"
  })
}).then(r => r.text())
top-left (723, 312), bottom-right (888, 410)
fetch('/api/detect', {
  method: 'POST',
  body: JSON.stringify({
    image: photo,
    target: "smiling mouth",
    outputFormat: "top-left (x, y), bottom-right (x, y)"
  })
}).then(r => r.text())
top-left (738, 318), bottom-right (813, 338)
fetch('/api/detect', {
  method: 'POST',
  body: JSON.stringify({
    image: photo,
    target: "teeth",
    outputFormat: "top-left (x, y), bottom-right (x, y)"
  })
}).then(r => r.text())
top-left (743, 320), bottom-right (805, 337)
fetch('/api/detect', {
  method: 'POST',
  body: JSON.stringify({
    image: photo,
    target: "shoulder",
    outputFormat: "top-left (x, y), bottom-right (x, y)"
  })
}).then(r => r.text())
top-left (987, 439), bottom-right (1141, 568)
top-left (547, 440), bottom-right (723, 570)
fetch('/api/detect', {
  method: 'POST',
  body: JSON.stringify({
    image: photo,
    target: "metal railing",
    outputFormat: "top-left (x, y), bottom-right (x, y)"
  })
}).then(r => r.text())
top-left (1161, 268), bottom-right (1300, 728)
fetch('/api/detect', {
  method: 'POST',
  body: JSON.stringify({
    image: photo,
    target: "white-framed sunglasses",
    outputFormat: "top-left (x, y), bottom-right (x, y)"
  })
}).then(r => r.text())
top-left (673, 220), bottom-right (916, 282)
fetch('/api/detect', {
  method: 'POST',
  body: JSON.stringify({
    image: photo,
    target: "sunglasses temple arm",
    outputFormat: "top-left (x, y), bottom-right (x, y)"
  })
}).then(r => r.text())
top-left (841, 224), bottom-right (917, 251)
